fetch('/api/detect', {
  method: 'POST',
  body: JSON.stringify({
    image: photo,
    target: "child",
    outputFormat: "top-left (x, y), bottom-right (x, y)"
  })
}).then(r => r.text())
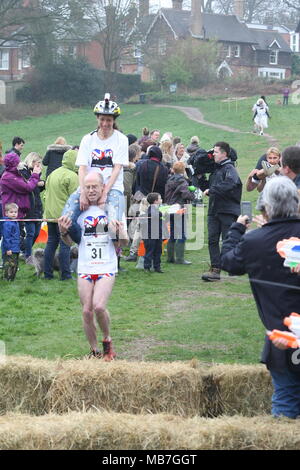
top-left (142, 192), bottom-right (164, 273)
top-left (2, 203), bottom-right (20, 281)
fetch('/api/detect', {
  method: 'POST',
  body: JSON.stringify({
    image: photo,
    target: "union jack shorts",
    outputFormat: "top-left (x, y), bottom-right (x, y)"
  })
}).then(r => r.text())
top-left (78, 273), bottom-right (115, 283)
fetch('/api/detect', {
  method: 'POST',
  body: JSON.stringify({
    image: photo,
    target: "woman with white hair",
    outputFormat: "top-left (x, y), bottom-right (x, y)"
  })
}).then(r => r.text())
top-left (252, 98), bottom-right (270, 136)
top-left (221, 176), bottom-right (300, 419)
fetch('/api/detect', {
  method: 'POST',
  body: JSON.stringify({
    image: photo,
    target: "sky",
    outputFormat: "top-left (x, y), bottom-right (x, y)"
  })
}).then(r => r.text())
top-left (151, 1), bottom-right (191, 9)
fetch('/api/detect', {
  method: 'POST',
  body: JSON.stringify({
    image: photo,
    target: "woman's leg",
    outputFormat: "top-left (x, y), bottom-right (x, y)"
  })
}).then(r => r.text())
top-left (25, 222), bottom-right (35, 258)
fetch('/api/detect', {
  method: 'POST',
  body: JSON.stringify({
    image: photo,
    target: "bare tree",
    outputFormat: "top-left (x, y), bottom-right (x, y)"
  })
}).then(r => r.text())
top-left (84, 0), bottom-right (137, 73)
top-left (284, 0), bottom-right (300, 13)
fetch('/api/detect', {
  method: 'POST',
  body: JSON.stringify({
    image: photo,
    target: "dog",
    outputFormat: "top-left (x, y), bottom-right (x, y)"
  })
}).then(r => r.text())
top-left (32, 245), bottom-right (78, 277)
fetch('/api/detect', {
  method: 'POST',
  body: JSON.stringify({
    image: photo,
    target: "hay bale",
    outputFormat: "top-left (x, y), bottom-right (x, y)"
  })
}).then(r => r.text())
top-left (0, 412), bottom-right (300, 450)
top-left (206, 364), bottom-right (272, 416)
top-left (47, 359), bottom-right (208, 417)
top-left (0, 356), bottom-right (57, 415)
top-left (0, 356), bottom-right (273, 418)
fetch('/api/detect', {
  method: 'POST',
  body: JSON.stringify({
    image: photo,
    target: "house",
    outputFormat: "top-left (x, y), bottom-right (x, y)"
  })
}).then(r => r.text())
top-left (121, 0), bottom-right (292, 81)
top-left (0, 34), bottom-right (32, 82)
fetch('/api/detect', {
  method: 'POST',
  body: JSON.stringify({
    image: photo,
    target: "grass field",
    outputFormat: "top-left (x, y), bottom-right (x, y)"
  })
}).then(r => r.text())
top-left (0, 95), bottom-right (298, 363)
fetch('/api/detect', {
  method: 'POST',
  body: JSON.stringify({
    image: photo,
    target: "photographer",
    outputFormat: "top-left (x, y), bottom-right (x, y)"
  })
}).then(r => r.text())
top-left (200, 142), bottom-right (242, 282)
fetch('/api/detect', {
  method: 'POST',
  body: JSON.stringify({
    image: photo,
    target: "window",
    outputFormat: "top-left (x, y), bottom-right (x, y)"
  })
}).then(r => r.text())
top-left (134, 42), bottom-right (142, 58)
top-left (158, 38), bottom-right (167, 56)
top-left (21, 49), bottom-right (31, 68)
top-left (222, 45), bottom-right (231, 57)
top-left (269, 49), bottom-right (278, 65)
top-left (0, 50), bottom-right (9, 70)
top-left (68, 45), bottom-right (77, 59)
top-left (233, 45), bottom-right (240, 57)
top-left (291, 34), bottom-right (299, 53)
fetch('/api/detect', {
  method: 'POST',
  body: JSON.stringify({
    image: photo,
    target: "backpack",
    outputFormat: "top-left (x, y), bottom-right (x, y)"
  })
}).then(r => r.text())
top-left (188, 147), bottom-right (238, 176)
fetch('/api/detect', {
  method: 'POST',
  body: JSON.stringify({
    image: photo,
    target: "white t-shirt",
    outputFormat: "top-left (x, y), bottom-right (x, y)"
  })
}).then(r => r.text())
top-left (77, 206), bottom-right (117, 274)
top-left (76, 129), bottom-right (129, 193)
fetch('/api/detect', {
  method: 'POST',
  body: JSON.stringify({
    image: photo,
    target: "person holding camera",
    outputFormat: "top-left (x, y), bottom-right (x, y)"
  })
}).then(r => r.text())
top-left (201, 142), bottom-right (242, 282)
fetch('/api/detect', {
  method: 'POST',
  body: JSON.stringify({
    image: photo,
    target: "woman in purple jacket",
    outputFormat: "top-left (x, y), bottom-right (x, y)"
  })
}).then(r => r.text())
top-left (0, 152), bottom-right (41, 218)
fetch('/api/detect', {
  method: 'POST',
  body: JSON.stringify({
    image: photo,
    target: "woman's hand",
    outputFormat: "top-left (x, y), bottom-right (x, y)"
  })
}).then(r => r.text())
top-left (79, 191), bottom-right (89, 211)
top-left (237, 215), bottom-right (251, 227)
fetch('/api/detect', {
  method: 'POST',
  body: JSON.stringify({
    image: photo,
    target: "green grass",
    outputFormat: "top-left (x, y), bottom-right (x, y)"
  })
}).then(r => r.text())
top-left (0, 94), bottom-right (295, 363)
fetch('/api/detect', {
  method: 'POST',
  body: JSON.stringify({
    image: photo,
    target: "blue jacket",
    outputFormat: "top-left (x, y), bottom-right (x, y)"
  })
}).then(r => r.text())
top-left (2, 218), bottom-right (20, 253)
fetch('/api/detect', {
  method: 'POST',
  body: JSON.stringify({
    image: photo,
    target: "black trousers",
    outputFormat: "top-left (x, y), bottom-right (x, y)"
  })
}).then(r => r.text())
top-left (207, 213), bottom-right (237, 269)
top-left (143, 239), bottom-right (162, 270)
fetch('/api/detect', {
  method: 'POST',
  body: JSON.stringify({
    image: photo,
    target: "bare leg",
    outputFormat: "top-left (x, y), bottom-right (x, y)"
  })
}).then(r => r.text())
top-left (92, 276), bottom-right (115, 339)
top-left (77, 277), bottom-right (98, 350)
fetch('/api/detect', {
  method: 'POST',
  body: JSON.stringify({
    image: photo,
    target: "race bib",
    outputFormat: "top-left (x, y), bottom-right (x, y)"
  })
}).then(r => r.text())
top-left (84, 235), bottom-right (109, 264)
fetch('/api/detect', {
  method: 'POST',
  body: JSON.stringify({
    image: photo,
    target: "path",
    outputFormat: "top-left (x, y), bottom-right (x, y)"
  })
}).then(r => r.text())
top-left (155, 104), bottom-right (278, 146)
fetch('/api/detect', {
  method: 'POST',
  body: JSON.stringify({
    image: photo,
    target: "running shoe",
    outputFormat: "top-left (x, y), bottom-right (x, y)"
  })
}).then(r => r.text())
top-left (88, 348), bottom-right (103, 359)
top-left (102, 339), bottom-right (116, 361)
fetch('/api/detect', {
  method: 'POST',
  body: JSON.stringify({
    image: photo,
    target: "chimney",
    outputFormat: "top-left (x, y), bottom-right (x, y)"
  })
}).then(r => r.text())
top-left (234, 0), bottom-right (245, 21)
top-left (190, 0), bottom-right (204, 38)
top-left (139, 0), bottom-right (149, 17)
top-left (172, 0), bottom-right (183, 10)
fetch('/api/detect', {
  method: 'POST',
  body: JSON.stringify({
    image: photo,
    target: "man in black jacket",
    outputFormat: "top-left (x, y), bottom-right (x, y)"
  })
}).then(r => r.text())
top-left (202, 142), bottom-right (242, 281)
top-left (221, 176), bottom-right (300, 418)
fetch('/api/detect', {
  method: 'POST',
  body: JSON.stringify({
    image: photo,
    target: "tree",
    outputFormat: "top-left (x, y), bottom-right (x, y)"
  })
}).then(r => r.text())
top-left (0, 0), bottom-right (91, 66)
top-left (211, 0), bottom-right (300, 24)
top-left (83, 0), bottom-right (138, 73)
top-left (162, 38), bottom-right (219, 88)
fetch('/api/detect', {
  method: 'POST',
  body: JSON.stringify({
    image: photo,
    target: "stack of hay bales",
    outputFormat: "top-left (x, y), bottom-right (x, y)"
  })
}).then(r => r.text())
top-left (1, 356), bottom-right (287, 450)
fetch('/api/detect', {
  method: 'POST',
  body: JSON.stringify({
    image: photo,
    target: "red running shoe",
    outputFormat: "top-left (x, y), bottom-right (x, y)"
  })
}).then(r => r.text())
top-left (102, 339), bottom-right (116, 361)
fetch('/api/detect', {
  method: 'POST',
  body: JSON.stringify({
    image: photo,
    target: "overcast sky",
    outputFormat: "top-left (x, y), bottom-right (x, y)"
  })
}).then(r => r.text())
top-left (151, 1), bottom-right (191, 9)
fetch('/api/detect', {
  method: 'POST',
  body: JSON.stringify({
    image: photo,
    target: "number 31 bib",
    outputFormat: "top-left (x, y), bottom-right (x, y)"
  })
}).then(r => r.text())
top-left (84, 234), bottom-right (110, 264)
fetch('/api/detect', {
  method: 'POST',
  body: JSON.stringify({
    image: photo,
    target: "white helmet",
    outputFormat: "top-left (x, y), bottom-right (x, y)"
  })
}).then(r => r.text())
top-left (93, 93), bottom-right (121, 117)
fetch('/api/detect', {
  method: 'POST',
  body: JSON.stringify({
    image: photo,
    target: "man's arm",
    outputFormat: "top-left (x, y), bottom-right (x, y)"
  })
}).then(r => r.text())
top-left (58, 216), bottom-right (74, 247)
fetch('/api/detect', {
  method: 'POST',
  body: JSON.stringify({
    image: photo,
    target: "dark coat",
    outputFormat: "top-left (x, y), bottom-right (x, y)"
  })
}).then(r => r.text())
top-left (165, 174), bottom-right (195, 206)
top-left (136, 158), bottom-right (168, 201)
top-left (208, 159), bottom-right (242, 216)
top-left (43, 144), bottom-right (72, 179)
top-left (221, 218), bottom-right (300, 373)
top-left (19, 165), bottom-right (44, 218)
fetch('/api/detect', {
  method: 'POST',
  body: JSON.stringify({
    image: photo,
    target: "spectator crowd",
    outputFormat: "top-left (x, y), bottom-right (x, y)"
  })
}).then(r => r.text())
top-left (2, 94), bottom-right (300, 417)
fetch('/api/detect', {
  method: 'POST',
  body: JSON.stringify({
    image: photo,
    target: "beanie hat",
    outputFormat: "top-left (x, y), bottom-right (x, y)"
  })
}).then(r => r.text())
top-left (127, 134), bottom-right (137, 145)
top-left (148, 145), bottom-right (162, 161)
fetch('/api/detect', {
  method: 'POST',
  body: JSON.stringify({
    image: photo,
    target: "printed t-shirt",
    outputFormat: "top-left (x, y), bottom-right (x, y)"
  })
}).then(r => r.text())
top-left (77, 206), bottom-right (117, 274)
top-left (76, 129), bottom-right (129, 193)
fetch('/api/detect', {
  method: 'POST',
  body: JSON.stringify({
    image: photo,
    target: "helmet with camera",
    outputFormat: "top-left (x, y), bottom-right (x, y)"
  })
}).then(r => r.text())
top-left (93, 93), bottom-right (121, 118)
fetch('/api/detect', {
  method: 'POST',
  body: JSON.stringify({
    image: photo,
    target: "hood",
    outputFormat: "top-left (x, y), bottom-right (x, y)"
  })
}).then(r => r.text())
top-left (4, 152), bottom-right (20, 171)
top-left (61, 149), bottom-right (78, 172)
top-left (167, 173), bottom-right (185, 189)
top-left (47, 144), bottom-right (72, 152)
top-left (148, 146), bottom-right (162, 161)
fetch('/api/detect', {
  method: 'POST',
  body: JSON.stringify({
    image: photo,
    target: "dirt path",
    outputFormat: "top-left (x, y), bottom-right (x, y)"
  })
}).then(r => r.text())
top-left (155, 104), bottom-right (278, 146)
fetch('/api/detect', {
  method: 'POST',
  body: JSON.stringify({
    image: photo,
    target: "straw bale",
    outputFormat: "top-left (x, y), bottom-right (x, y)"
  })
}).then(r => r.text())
top-left (47, 359), bottom-right (208, 417)
top-left (0, 356), bottom-right (274, 418)
top-left (206, 364), bottom-right (272, 416)
top-left (1, 412), bottom-right (300, 450)
top-left (0, 356), bottom-right (58, 415)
